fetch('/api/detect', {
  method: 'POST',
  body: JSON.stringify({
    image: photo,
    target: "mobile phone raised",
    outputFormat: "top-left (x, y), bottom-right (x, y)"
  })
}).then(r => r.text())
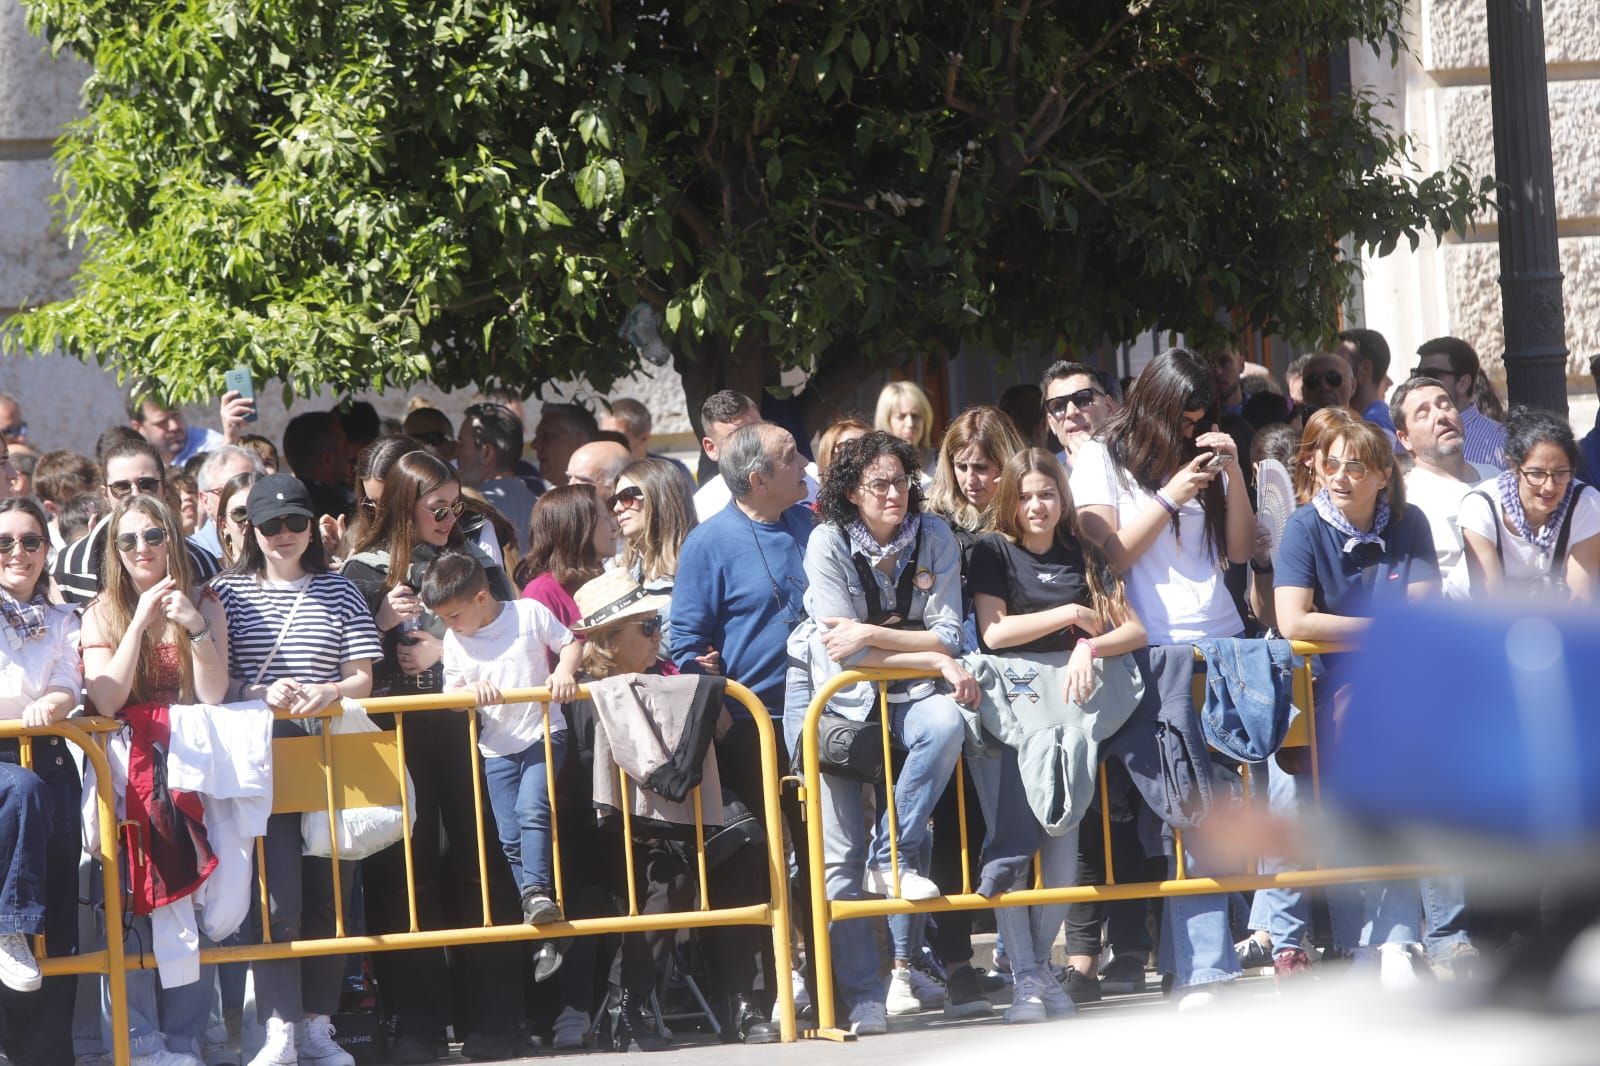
top-left (222, 366), bottom-right (258, 422)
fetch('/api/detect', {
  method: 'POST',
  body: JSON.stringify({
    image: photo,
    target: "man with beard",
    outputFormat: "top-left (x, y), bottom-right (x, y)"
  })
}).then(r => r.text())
top-left (1393, 376), bottom-right (1497, 600)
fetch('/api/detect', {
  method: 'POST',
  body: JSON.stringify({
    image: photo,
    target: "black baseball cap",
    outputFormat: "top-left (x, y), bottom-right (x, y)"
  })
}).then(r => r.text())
top-left (247, 473), bottom-right (315, 525)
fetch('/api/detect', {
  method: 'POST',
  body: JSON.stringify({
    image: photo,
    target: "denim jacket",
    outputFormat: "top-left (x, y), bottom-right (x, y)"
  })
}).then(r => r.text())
top-left (1192, 637), bottom-right (1298, 764)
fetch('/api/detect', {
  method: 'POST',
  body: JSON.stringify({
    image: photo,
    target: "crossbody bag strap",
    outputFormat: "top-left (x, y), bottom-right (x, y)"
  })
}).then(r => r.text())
top-left (1552, 484), bottom-right (1590, 566)
top-left (1467, 490), bottom-right (1503, 564)
top-left (251, 584), bottom-right (310, 687)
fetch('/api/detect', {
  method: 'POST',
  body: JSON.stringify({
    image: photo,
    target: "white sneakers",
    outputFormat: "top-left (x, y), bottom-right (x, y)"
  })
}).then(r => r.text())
top-left (245, 1016), bottom-right (351, 1066)
top-left (1377, 943), bottom-right (1424, 990)
top-left (551, 1006), bottom-right (590, 1051)
top-left (0, 932), bottom-right (41, 992)
top-left (1004, 975), bottom-right (1047, 1023)
top-left (131, 1051), bottom-right (202, 1066)
top-left (863, 867), bottom-right (940, 901)
top-left (885, 969), bottom-right (924, 1016)
top-left (847, 1000), bottom-right (887, 1036)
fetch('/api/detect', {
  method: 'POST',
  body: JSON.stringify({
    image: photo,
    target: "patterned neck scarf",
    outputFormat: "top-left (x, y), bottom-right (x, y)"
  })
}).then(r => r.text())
top-left (1497, 469), bottom-right (1576, 555)
top-left (1312, 489), bottom-right (1390, 553)
top-left (844, 512), bottom-right (921, 564)
top-left (0, 588), bottom-right (50, 646)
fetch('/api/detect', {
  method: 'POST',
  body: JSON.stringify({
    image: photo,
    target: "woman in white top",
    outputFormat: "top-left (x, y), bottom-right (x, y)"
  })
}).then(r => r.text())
top-left (1460, 407), bottom-right (1600, 601)
top-left (0, 498), bottom-right (81, 1062)
top-left (1070, 347), bottom-right (1253, 1004)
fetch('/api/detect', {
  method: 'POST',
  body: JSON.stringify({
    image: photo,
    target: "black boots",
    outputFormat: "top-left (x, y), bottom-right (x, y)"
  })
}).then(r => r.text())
top-left (725, 994), bottom-right (779, 1045)
top-left (608, 986), bottom-right (670, 1053)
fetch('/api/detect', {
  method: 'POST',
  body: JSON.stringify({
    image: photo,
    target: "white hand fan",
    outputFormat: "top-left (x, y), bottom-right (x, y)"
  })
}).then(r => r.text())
top-left (1255, 458), bottom-right (1296, 564)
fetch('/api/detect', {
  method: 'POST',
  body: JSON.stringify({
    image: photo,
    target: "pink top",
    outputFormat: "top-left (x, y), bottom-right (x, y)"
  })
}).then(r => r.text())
top-left (522, 572), bottom-right (581, 669)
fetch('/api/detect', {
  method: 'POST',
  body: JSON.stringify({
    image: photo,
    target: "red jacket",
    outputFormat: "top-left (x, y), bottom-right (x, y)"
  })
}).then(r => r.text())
top-left (120, 703), bottom-right (217, 914)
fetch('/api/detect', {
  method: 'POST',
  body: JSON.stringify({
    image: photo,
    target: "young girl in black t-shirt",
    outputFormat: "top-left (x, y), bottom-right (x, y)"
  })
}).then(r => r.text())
top-left (967, 448), bottom-right (1145, 1023)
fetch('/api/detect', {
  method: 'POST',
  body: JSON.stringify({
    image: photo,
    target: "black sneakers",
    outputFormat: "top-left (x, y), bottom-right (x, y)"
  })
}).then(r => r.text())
top-left (1060, 965), bottom-right (1103, 1004)
top-left (942, 966), bottom-right (995, 1019)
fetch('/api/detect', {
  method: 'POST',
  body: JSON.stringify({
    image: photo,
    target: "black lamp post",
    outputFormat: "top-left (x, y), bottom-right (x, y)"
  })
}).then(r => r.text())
top-left (1487, 0), bottom-right (1569, 415)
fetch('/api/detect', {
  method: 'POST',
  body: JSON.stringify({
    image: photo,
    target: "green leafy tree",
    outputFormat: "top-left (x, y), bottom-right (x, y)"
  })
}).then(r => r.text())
top-left (8, 0), bottom-right (1490, 422)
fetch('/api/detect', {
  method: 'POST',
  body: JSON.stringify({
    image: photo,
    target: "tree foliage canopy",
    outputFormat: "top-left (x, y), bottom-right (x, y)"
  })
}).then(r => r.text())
top-left (9, 0), bottom-right (1492, 415)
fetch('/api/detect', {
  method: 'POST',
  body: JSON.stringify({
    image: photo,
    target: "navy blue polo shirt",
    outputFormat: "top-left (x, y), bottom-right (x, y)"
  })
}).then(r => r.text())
top-left (1275, 502), bottom-right (1439, 618)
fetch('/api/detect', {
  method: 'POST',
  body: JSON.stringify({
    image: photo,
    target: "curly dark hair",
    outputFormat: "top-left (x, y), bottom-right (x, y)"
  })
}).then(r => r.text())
top-left (816, 430), bottom-right (923, 527)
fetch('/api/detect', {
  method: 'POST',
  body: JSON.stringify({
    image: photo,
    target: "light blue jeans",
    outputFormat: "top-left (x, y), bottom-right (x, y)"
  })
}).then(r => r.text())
top-left (1420, 876), bottom-right (1472, 961)
top-left (1247, 756), bottom-right (1311, 953)
top-left (817, 693), bottom-right (965, 1008)
top-left (991, 827), bottom-right (1077, 983)
top-left (1157, 765), bottom-right (1242, 989)
top-left (100, 917), bottom-right (215, 1058)
top-left (482, 730), bottom-right (568, 896)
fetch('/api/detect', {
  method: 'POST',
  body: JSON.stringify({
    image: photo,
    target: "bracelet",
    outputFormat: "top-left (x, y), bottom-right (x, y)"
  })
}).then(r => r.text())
top-left (1083, 638), bottom-right (1099, 659)
top-left (1154, 489), bottom-right (1180, 516)
top-left (187, 623), bottom-right (210, 644)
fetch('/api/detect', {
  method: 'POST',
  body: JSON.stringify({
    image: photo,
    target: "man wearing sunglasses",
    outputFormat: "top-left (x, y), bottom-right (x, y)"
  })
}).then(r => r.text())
top-left (1041, 361), bottom-right (1115, 473)
top-left (0, 392), bottom-right (25, 446)
top-left (50, 438), bottom-right (220, 605)
top-left (1298, 350), bottom-right (1356, 415)
top-left (1414, 336), bottom-right (1507, 471)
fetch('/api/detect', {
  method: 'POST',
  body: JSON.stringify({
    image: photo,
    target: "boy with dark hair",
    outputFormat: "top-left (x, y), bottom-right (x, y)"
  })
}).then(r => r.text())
top-left (422, 551), bottom-right (582, 926)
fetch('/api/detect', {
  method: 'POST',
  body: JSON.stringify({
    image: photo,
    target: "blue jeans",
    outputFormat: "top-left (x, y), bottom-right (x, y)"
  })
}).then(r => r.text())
top-left (483, 731), bottom-right (567, 896)
top-left (992, 826), bottom-right (1077, 983)
top-left (1246, 755), bottom-right (1311, 953)
top-left (817, 693), bottom-right (965, 1007)
top-left (1157, 765), bottom-right (1241, 989)
top-left (1420, 876), bottom-right (1472, 961)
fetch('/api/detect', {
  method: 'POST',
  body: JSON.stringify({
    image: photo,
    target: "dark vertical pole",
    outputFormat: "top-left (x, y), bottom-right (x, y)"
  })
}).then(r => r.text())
top-left (1487, 0), bottom-right (1568, 415)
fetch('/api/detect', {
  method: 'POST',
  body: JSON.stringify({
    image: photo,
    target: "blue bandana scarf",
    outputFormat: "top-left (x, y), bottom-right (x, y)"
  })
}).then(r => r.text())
top-left (844, 512), bottom-right (921, 564)
top-left (0, 589), bottom-right (49, 647)
top-left (1312, 489), bottom-right (1390, 554)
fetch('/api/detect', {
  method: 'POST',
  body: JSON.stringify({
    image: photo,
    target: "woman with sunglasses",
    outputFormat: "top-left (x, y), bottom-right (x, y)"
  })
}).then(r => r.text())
top-left (515, 485), bottom-right (616, 632)
top-left (1274, 419), bottom-right (1439, 983)
top-left (1069, 347), bottom-right (1254, 1006)
top-left (612, 457), bottom-right (697, 613)
top-left (1459, 407), bottom-right (1600, 601)
top-left (340, 451), bottom-right (523, 1063)
top-left (209, 474), bottom-right (381, 1066)
top-left (78, 494), bottom-right (229, 1066)
top-left (791, 430), bottom-right (978, 1036)
top-left (0, 498), bottom-right (82, 1064)
top-left (216, 472), bottom-right (261, 567)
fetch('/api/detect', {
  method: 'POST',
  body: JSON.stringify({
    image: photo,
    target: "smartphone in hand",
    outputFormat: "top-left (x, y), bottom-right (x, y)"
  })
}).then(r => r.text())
top-left (223, 366), bottom-right (258, 422)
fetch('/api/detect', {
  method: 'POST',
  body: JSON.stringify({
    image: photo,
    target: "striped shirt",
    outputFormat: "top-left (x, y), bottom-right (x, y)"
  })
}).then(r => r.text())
top-left (211, 571), bottom-right (382, 686)
top-left (1460, 404), bottom-right (1508, 470)
top-left (52, 514), bottom-right (220, 606)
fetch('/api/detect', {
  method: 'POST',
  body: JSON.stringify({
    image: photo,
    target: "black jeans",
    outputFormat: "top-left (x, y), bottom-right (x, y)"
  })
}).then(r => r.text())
top-left (0, 737), bottom-right (80, 1066)
top-left (363, 710), bottom-right (525, 1040)
top-left (1064, 766), bottom-right (1163, 959)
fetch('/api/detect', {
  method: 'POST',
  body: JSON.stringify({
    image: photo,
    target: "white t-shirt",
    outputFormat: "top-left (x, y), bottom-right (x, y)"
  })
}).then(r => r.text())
top-left (442, 599), bottom-right (572, 757)
top-left (1457, 482), bottom-right (1600, 586)
top-left (0, 606), bottom-right (81, 720)
top-left (1068, 439), bottom-right (1242, 644)
top-left (693, 463), bottom-right (821, 522)
top-left (1403, 462), bottom-right (1499, 601)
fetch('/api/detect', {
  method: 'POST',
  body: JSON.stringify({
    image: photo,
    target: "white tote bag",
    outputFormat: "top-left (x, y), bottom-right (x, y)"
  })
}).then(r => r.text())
top-left (300, 700), bottom-right (416, 860)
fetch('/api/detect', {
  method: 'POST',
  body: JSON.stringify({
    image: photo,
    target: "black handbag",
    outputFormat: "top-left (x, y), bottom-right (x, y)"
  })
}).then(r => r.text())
top-left (808, 714), bottom-right (885, 784)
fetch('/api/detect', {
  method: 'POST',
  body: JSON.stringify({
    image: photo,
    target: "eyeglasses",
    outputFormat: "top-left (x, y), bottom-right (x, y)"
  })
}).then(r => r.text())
top-left (1044, 388), bottom-right (1102, 418)
top-left (1302, 370), bottom-right (1344, 391)
top-left (637, 615), bottom-right (662, 638)
top-left (859, 474), bottom-right (912, 498)
top-left (0, 534), bottom-right (45, 555)
top-left (608, 486), bottom-right (644, 511)
top-left (1320, 456), bottom-right (1369, 481)
top-left (115, 528), bottom-right (168, 553)
top-left (1518, 466), bottom-right (1573, 487)
top-left (1413, 366), bottom-right (1461, 382)
top-left (226, 506), bottom-right (250, 525)
top-left (107, 476), bottom-right (163, 499)
top-left (1182, 411), bottom-right (1208, 430)
top-left (1, 422), bottom-right (26, 441)
top-left (426, 498), bottom-right (465, 523)
top-left (257, 515), bottom-right (312, 536)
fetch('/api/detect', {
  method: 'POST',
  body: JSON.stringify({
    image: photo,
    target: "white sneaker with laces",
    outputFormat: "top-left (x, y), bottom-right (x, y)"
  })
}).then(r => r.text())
top-left (1005, 975), bottom-right (1047, 1023)
top-left (245, 1020), bottom-right (295, 1066)
top-left (0, 933), bottom-right (41, 993)
top-left (862, 867), bottom-right (940, 901)
top-left (847, 1000), bottom-right (887, 1036)
top-left (297, 1016), bottom-right (352, 1066)
top-left (885, 969), bottom-right (923, 1016)
top-left (1378, 943), bottom-right (1422, 990)
top-left (551, 1006), bottom-right (589, 1051)
top-left (131, 1051), bottom-right (202, 1066)
top-left (1036, 972), bottom-right (1076, 1016)
top-left (1176, 989), bottom-right (1218, 1012)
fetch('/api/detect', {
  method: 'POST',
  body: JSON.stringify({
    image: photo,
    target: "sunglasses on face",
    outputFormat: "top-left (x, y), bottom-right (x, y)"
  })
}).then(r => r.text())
top-left (1320, 456), bottom-right (1369, 481)
top-left (226, 506), bottom-right (250, 525)
top-left (0, 534), bottom-right (45, 555)
top-left (638, 615), bottom-right (662, 638)
top-left (1044, 388), bottom-right (1103, 419)
top-left (1, 422), bottom-right (26, 440)
top-left (1302, 370), bottom-right (1343, 391)
top-left (608, 486), bottom-right (644, 510)
top-left (257, 514), bottom-right (312, 537)
top-left (427, 498), bottom-right (465, 523)
top-left (115, 528), bottom-right (168, 553)
top-left (108, 476), bottom-right (163, 499)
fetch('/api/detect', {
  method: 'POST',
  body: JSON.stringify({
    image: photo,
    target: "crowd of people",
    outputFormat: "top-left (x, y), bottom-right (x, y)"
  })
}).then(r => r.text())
top-left (0, 329), bottom-right (1589, 1066)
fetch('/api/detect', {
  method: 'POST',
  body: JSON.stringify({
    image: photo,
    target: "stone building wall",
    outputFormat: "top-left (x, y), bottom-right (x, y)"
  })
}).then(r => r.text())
top-left (1356, 0), bottom-right (1600, 394)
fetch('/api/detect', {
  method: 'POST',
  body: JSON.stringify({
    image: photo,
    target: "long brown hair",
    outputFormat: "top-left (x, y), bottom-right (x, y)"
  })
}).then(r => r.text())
top-left (514, 484), bottom-right (608, 592)
top-left (93, 494), bottom-right (199, 705)
top-left (1101, 347), bottom-right (1224, 558)
top-left (348, 434), bottom-right (425, 546)
top-left (348, 451), bottom-right (463, 589)
top-left (928, 405), bottom-right (1026, 533)
top-left (0, 497), bottom-right (52, 601)
top-left (985, 448), bottom-right (1131, 630)
top-left (1293, 406), bottom-right (1358, 505)
top-left (616, 458), bottom-right (697, 584)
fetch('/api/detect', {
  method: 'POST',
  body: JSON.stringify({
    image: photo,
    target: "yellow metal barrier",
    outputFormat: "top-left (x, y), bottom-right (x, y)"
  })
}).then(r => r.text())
top-left (799, 643), bottom-right (1435, 1039)
top-left (16, 679), bottom-right (796, 1062)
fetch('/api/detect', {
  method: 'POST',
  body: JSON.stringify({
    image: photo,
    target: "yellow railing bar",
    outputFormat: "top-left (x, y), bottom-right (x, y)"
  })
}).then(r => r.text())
top-left (465, 708), bottom-right (493, 926)
top-left (693, 786), bottom-right (709, 912)
top-left (1099, 764), bottom-right (1115, 885)
top-left (543, 703), bottom-right (565, 917)
top-left (877, 681), bottom-right (902, 900)
top-left (620, 769), bottom-right (640, 917)
top-left (395, 713), bottom-right (420, 932)
top-left (955, 758), bottom-right (971, 895)
top-left (319, 721), bottom-right (345, 937)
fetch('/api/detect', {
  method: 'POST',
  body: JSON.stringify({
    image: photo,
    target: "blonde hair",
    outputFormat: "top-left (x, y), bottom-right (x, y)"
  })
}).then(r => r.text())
top-left (986, 448), bottom-right (1132, 631)
top-left (928, 406), bottom-right (1025, 533)
top-left (93, 495), bottom-right (200, 706)
top-left (616, 458), bottom-right (697, 584)
top-left (874, 380), bottom-right (935, 449)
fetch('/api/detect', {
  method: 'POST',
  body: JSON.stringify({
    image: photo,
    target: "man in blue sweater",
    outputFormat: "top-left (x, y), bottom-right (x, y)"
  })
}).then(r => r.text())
top-left (669, 420), bottom-right (815, 1030)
